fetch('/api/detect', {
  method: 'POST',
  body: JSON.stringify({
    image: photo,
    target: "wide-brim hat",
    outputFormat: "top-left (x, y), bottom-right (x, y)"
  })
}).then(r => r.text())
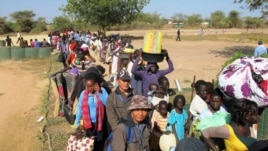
top-left (127, 95), bottom-right (151, 111)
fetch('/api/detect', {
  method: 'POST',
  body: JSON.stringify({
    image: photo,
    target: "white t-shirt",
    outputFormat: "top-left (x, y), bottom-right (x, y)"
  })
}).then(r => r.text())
top-left (189, 94), bottom-right (208, 120)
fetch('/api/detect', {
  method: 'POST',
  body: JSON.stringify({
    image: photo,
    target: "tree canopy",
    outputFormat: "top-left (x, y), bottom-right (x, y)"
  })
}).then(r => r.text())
top-left (61, 0), bottom-right (150, 31)
top-left (234, 0), bottom-right (268, 11)
top-left (10, 10), bottom-right (36, 32)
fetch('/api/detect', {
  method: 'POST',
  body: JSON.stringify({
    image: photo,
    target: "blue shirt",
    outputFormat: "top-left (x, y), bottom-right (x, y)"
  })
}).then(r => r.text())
top-left (34, 41), bottom-right (39, 48)
top-left (254, 45), bottom-right (267, 57)
top-left (75, 33), bottom-right (81, 41)
top-left (74, 87), bottom-right (108, 126)
top-left (166, 109), bottom-right (188, 140)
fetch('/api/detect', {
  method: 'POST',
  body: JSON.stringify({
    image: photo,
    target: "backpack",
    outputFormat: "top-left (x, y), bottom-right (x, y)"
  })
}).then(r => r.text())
top-left (104, 124), bottom-right (134, 151)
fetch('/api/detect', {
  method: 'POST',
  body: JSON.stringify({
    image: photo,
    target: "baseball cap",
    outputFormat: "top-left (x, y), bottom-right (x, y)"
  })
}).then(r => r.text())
top-left (117, 70), bottom-right (131, 81)
top-left (127, 95), bottom-right (151, 111)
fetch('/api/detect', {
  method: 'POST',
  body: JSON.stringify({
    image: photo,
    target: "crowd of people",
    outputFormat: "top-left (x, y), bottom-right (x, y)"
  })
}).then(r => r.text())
top-left (49, 29), bottom-right (268, 151)
top-left (4, 31), bottom-right (50, 48)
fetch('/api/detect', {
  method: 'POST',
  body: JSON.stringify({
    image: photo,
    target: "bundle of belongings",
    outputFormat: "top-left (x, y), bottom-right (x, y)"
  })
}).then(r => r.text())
top-left (218, 56), bottom-right (268, 107)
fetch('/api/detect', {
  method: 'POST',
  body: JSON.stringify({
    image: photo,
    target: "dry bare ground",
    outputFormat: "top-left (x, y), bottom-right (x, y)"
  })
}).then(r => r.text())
top-left (0, 29), bottom-right (260, 150)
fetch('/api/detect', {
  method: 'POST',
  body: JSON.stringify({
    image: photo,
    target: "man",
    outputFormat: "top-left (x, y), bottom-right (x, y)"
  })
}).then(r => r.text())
top-left (199, 90), bottom-right (227, 120)
top-left (106, 70), bottom-right (138, 131)
top-left (5, 35), bottom-right (14, 47)
top-left (111, 95), bottom-right (151, 151)
top-left (254, 40), bottom-right (267, 57)
top-left (176, 29), bottom-right (181, 41)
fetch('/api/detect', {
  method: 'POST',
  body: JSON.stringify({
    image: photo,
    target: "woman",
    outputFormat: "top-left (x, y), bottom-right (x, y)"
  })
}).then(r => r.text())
top-left (189, 80), bottom-right (209, 120)
top-left (202, 99), bottom-right (259, 151)
top-left (51, 48), bottom-right (96, 77)
top-left (74, 72), bottom-right (109, 150)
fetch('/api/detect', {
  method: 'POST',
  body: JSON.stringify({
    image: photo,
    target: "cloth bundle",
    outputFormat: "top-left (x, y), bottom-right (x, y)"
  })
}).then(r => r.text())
top-left (218, 56), bottom-right (268, 107)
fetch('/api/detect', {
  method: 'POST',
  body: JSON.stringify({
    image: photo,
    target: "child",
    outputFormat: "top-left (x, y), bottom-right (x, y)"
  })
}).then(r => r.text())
top-left (199, 90), bottom-right (227, 120)
top-left (167, 95), bottom-right (188, 141)
top-left (189, 80), bottom-right (209, 120)
top-left (151, 87), bottom-right (169, 107)
top-left (158, 76), bottom-right (170, 102)
top-left (147, 83), bottom-right (158, 105)
top-left (150, 100), bottom-right (169, 151)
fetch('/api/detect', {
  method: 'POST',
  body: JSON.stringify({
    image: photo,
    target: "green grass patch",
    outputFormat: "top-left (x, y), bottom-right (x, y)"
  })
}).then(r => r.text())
top-left (183, 79), bottom-right (191, 83)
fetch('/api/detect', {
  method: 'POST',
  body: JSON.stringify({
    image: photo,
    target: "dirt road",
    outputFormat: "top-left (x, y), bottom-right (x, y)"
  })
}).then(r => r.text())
top-left (0, 60), bottom-right (48, 150)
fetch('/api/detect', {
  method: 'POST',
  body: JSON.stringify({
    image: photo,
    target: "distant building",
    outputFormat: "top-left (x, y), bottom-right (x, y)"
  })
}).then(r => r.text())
top-left (172, 23), bottom-right (184, 28)
top-left (201, 22), bottom-right (209, 27)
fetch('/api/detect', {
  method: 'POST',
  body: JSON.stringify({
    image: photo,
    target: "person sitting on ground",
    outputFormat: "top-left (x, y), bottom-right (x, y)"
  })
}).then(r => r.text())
top-left (254, 40), bottom-right (267, 57)
top-left (150, 100), bottom-right (169, 151)
top-left (202, 99), bottom-right (259, 151)
top-left (131, 49), bottom-right (174, 96)
top-left (106, 70), bottom-right (139, 131)
top-left (110, 95), bottom-right (151, 151)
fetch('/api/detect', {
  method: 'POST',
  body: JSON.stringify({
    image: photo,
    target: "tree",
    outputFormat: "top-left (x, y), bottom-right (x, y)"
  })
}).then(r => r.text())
top-left (52, 16), bottom-right (73, 31)
top-left (235, 0), bottom-right (268, 18)
top-left (228, 10), bottom-right (242, 28)
top-left (171, 13), bottom-right (187, 23)
top-left (234, 0), bottom-right (268, 10)
top-left (0, 17), bottom-right (12, 34)
top-left (187, 14), bottom-right (203, 27)
top-left (31, 17), bottom-right (47, 33)
top-left (244, 16), bottom-right (263, 29)
top-left (210, 11), bottom-right (227, 28)
top-left (61, 0), bottom-right (150, 32)
top-left (10, 10), bottom-right (35, 33)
